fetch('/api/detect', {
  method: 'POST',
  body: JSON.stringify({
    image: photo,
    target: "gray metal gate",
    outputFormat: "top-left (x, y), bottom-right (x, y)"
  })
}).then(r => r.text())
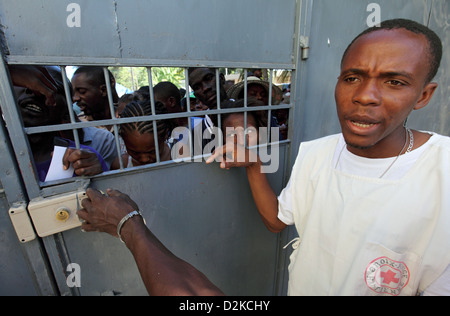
top-left (0, 0), bottom-right (448, 296)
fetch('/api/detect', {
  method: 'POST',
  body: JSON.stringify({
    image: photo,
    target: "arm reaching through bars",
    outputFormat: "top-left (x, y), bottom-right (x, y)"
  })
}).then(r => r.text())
top-left (77, 188), bottom-right (225, 296)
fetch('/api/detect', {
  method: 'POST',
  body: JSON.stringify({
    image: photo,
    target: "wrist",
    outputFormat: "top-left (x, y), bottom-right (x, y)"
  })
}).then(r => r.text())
top-left (117, 210), bottom-right (146, 243)
top-left (246, 158), bottom-right (262, 172)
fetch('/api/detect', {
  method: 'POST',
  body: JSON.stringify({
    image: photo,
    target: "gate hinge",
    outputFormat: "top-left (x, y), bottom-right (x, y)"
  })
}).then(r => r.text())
top-left (299, 36), bottom-right (309, 60)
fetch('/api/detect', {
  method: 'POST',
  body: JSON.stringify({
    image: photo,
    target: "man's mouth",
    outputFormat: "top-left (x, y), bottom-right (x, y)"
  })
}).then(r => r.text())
top-left (350, 120), bottom-right (377, 128)
top-left (207, 94), bottom-right (217, 104)
top-left (345, 115), bottom-right (381, 135)
top-left (77, 103), bottom-right (90, 114)
top-left (24, 103), bottom-right (44, 114)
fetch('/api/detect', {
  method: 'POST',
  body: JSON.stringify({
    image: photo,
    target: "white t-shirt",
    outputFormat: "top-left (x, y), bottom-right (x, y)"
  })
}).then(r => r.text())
top-left (278, 133), bottom-right (450, 295)
top-left (279, 133), bottom-right (436, 223)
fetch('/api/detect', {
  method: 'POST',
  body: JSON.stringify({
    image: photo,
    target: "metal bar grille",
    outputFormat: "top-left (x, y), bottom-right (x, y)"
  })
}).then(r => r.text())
top-left (5, 63), bottom-right (293, 191)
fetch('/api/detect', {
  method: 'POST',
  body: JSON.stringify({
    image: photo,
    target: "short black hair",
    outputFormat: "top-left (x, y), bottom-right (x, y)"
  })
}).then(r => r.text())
top-left (45, 66), bottom-right (72, 96)
top-left (153, 81), bottom-right (181, 104)
top-left (341, 19), bottom-right (442, 83)
top-left (73, 66), bottom-right (115, 86)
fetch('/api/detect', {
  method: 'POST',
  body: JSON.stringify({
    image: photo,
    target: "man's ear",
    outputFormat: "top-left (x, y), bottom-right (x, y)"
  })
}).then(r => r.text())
top-left (413, 82), bottom-right (438, 110)
top-left (100, 84), bottom-right (108, 97)
top-left (168, 96), bottom-right (176, 108)
top-left (100, 77), bottom-right (116, 97)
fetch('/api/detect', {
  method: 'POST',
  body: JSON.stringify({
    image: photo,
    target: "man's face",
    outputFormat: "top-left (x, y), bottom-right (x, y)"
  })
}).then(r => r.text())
top-left (15, 87), bottom-right (64, 128)
top-left (189, 68), bottom-right (226, 109)
top-left (247, 84), bottom-right (268, 105)
top-left (335, 29), bottom-right (437, 158)
top-left (14, 86), bottom-right (66, 146)
top-left (71, 72), bottom-right (108, 120)
top-left (154, 93), bottom-right (179, 114)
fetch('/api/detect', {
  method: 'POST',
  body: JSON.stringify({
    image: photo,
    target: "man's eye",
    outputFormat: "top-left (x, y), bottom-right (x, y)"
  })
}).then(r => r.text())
top-left (343, 76), bottom-right (359, 83)
top-left (387, 80), bottom-right (405, 86)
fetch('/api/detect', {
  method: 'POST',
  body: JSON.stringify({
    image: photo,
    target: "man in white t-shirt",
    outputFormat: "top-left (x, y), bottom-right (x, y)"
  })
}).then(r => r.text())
top-left (208, 18), bottom-right (450, 296)
top-left (77, 19), bottom-right (448, 296)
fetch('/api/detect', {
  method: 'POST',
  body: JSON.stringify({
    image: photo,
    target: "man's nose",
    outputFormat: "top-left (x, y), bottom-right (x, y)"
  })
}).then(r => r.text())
top-left (201, 81), bottom-right (213, 93)
top-left (352, 79), bottom-right (381, 106)
top-left (72, 92), bottom-right (80, 103)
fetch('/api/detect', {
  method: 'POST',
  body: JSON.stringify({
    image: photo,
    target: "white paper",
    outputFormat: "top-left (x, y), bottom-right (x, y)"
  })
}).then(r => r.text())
top-left (44, 146), bottom-right (74, 182)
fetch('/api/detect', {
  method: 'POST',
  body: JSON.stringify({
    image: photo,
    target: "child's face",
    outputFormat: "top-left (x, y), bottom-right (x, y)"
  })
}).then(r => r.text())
top-left (223, 113), bottom-right (258, 148)
top-left (122, 130), bottom-right (158, 166)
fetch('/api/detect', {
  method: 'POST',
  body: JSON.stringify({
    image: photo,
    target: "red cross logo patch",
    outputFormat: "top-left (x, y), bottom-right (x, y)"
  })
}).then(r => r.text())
top-left (365, 256), bottom-right (410, 296)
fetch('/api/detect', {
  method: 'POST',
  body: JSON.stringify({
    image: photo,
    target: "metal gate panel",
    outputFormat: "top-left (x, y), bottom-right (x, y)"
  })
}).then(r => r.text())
top-left (0, 1), bottom-right (122, 61)
top-left (423, 0), bottom-right (450, 136)
top-left (116, 0), bottom-right (297, 66)
top-left (1, 0), bottom-right (297, 68)
top-left (0, 186), bottom-right (38, 296)
top-left (48, 145), bottom-right (288, 296)
top-left (0, 116), bottom-right (57, 295)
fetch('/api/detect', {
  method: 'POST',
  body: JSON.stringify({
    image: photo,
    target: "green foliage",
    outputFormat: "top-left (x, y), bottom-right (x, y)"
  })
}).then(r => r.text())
top-left (152, 67), bottom-right (185, 87)
top-left (109, 67), bottom-right (185, 91)
top-left (108, 67), bottom-right (291, 92)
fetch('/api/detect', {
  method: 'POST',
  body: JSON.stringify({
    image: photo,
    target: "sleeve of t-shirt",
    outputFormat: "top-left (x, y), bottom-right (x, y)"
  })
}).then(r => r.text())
top-left (83, 127), bottom-right (118, 169)
top-left (277, 177), bottom-right (295, 226)
top-left (67, 139), bottom-right (109, 172)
